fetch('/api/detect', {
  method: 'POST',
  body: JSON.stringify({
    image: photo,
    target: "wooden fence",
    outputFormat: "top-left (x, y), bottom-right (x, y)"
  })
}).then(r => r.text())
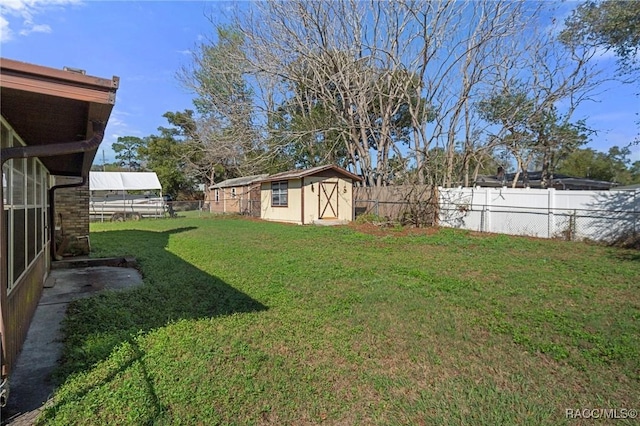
top-left (353, 185), bottom-right (438, 226)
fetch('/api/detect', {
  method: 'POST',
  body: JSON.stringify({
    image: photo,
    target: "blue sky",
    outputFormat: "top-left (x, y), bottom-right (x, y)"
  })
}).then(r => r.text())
top-left (1, 0), bottom-right (223, 164)
top-left (1, 0), bottom-right (639, 165)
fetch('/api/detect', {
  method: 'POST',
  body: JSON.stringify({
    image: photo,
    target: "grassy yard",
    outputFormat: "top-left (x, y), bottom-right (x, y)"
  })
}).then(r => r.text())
top-left (39, 217), bottom-right (639, 425)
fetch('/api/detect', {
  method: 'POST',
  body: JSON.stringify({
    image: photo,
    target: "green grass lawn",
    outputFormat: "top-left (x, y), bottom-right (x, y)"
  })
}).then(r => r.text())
top-left (39, 217), bottom-right (640, 425)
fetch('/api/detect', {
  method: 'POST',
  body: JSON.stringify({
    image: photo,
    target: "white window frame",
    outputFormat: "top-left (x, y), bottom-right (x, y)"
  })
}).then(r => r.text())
top-left (271, 181), bottom-right (288, 207)
top-left (1, 117), bottom-right (50, 293)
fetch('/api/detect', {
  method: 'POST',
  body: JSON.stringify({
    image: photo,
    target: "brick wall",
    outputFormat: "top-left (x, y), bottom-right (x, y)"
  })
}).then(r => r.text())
top-left (53, 178), bottom-right (90, 255)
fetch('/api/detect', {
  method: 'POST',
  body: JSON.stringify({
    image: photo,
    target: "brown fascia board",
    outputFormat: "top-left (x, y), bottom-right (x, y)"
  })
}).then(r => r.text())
top-left (0, 57), bottom-right (118, 104)
top-left (1, 122), bottom-right (105, 164)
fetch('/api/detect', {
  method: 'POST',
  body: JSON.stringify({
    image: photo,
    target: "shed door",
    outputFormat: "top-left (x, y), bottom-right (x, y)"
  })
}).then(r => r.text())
top-left (319, 181), bottom-right (338, 219)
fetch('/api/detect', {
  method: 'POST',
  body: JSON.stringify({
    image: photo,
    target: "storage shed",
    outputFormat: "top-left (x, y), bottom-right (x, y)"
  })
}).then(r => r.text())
top-left (259, 165), bottom-right (361, 225)
top-left (206, 174), bottom-right (267, 216)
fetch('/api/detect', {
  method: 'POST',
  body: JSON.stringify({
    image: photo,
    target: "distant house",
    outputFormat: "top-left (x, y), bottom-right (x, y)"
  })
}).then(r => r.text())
top-left (612, 183), bottom-right (640, 191)
top-left (259, 165), bottom-right (362, 225)
top-left (474, 171), bottom-right (618, 190)
top-left (206, 174), bottom-right (268, 216)
top-left (0, 57), bottom-right (118, 396)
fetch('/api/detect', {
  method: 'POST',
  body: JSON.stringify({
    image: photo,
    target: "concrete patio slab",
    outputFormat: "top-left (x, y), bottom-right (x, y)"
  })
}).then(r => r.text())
top-left (1, 265), bottom-right (143, 425)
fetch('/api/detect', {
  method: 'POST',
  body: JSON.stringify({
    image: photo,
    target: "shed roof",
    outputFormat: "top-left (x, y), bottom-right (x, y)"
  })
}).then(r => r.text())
top-left (260, 165), bottom-right (362, 183)
top-left (0, 57), bottom-right (118, 177)
top-left (211, 174), bottom-right (268, 189)
top-left (90, 172), bottom-right (162, 191)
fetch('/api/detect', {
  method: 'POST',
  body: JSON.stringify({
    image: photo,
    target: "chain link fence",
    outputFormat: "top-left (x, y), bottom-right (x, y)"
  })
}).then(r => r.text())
top-left (205, 197), bottom-right (261, 217)
top-left (560, 208), bottom-right (639, 244)
top-left (165, 201), bottom-right (211, 218)
top-left (439, 204), bottom-right (640, 241)
top-left (439, 187), bottom-right (640, 244)
top-left (168, 200), bottom-right (261, 218)
top-left (92, 200), bottom-right (213, 221)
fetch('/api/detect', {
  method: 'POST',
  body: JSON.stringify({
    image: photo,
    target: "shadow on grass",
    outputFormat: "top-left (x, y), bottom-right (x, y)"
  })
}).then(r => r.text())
top-left (45, 227), bottom-right (267, 419)
top-left (608, 249), bottom-right (640, 262)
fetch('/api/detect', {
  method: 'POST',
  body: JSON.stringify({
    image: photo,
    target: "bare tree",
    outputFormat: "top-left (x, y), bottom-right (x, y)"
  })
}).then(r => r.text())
top-left (234, 0), bottom-right (543, 187)
top-left (478, 12), bottom-right (604, 188)
top-left (231, 1), bottom-right (435, 185)
top-left (178, 26), bottom-right (279, 182)
top-left (405, 0), bottom-right (540, 187)
top-left (181, 1), bottom-right (605, 189)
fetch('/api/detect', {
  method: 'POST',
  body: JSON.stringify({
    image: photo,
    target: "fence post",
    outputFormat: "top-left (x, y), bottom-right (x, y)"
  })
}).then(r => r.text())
top-left (375, 200), bottom-right (379, 217)
top-left (484, 188), bottom-right (492, 233)
top-left (548, 188), bottom-right (555, 238)
top-left (635, 190), bottom-right (638, 237)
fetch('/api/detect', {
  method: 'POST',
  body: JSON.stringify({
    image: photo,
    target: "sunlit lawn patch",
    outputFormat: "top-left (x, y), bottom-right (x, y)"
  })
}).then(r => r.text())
top-left (39, 217), bottom-right (640, 425)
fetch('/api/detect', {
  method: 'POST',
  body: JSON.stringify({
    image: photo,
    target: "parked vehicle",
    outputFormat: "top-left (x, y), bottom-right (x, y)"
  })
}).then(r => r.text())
top-left (90, 193), bottom-right (166, 221)
top-left (89, 172), bottom-right (166, 221)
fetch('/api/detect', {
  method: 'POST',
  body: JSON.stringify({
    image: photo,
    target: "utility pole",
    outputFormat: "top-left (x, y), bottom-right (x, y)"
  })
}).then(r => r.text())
top-left (102, 150), bottom-right (106, 171)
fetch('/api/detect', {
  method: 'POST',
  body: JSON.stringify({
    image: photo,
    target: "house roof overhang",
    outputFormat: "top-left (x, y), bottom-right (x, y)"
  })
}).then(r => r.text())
top-left (474, 172), bottom-right (618, 190)
top-left (0, 58), bottom-right (119, 177)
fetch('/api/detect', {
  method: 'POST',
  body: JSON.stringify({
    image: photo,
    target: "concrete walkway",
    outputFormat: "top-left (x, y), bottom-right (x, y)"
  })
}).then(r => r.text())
top-left (1, 263), bottom-right (143, 425)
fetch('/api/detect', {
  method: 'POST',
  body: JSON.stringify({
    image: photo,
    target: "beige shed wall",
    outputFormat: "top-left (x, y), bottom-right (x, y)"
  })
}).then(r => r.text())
top-left (302, 176), bottom-right (354, 224)
top-left (261, 179), bottom-right (303, 224)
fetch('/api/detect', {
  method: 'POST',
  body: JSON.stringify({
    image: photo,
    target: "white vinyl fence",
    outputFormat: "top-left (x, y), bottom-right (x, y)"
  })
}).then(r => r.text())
top-left (438, 187), bottom-right (639, 242)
